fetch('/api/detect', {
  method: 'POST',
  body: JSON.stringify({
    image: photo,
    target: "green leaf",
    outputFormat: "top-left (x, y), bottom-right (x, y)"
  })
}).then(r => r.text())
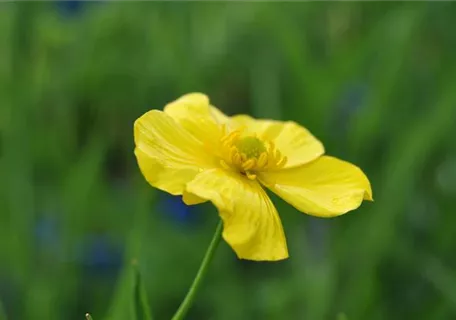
top-left (132, 260), bottom-right (153, 320)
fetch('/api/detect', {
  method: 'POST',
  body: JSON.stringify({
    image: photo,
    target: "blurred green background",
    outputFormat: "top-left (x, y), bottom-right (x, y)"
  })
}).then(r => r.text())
top-left (2, 2), bottom-right (456, 320)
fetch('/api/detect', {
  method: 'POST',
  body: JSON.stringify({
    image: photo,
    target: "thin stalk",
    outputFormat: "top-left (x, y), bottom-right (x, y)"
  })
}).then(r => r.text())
top-left (171, 220), bottom-right (223, 320)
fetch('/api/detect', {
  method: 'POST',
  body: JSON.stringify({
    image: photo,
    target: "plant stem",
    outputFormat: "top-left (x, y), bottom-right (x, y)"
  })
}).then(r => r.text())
top-left (171, 220), bottom-right (223, 320)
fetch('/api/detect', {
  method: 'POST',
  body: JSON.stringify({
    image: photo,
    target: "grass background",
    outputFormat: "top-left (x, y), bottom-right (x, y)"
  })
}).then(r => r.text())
top-left (1, 2), bottom-right (456, 320)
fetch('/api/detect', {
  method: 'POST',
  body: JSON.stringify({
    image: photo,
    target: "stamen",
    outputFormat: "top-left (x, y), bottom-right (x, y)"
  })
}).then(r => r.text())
top-left (220, 160), bottom-right (230, 170)
top-left (267, 150), bottom-right (276, 166)
top-left (276, 156), bottom-right (287, 168)
top-left (240, 153), bottom-right (247, 163)
top-left (246, 172), bottom-right (257, 180)
top-left (228, 146), bottom-right (237, 162)
top-left (233, 153), bottom-right (241, 165)
top-left (221, 130), bottom-right (240, 145)
top-left (274, 149), bottom-right (282, 162)
top-left (257, 152), bottom-right (268, 168)
top-left (219, 130), bottom-right (286, 175)
top-left (268, 141), bottom-right (276, 153)
top-left (242, 159), bottom-right (256, 171)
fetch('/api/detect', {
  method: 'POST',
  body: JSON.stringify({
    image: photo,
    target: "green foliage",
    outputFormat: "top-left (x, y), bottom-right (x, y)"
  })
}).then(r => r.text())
top-left (1, 2), bottom-right (456, 320)
top-left (132, 261), bottom-right (153, 320)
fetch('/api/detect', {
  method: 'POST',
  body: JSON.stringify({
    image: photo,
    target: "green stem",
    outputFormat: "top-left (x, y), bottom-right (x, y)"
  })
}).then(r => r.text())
top-left (171, 220), bottom-right (223, 320)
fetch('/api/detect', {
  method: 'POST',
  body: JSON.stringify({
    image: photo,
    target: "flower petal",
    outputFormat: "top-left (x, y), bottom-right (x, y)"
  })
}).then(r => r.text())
top-left (186, 168), bottom-right (288, 261)
top-left (210, 104), bottom-right (231, 125)
top-left (260, 156), bottom-right (372, 218)
top-left (134, 110), bottom-right (212, 195)
top-left (164, 93), bottom-right (225, 148)
top-left (182, 190), bottom-right (206, 205)
top-left (230, 115), bottom-right (324, 168)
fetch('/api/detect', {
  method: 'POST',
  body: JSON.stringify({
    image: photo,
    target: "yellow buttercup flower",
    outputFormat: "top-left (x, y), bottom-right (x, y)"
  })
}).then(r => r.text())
top-left (134, 93), bottom-right (372, 261)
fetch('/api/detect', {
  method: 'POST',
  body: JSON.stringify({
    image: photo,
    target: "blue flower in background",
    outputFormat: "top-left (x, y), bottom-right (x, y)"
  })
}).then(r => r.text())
top-left (157, 193), bottom-right (201, 226)
top-left (34, 216), bottom-right (122, 276)
top-left (56, 0), bottom-right (84, 17)
top-left (81, 234), bottom-right (123, 277)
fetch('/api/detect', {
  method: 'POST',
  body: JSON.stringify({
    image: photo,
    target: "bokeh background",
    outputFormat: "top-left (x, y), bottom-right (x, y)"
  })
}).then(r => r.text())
top-left (2, 2), bottom-right (456, 320)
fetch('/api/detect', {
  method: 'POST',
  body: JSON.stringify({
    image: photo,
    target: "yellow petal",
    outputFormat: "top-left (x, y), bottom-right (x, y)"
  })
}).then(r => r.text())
top-left (134, 110), bottom-right (211, 195)
top-left (186, 169), bottom-right (288, 261)
top-left (260, 156), bottom-right (372, 218)
top-left (182, 190), bottom-right (206, 205)
top-left (164, 93), bottom-right (225, 148)
top-left (210, 104), bottom-right (231, 125)
top-left (230, 115), bottom-right (324, 168)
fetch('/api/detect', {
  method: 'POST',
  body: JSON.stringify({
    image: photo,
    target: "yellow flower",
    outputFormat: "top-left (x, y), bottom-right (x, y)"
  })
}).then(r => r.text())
top-left (134, 93), bottom-right (372, 261)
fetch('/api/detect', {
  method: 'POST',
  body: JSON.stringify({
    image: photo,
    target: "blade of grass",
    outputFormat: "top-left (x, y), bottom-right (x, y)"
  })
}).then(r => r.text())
top-left (132, 260), bottom-right (153, 320)
top-left (105, 184), bottom-right (156, 320)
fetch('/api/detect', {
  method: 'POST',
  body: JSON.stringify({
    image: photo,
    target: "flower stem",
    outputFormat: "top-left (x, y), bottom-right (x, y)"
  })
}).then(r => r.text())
top-left (171, 220), bottom-right (223, 320)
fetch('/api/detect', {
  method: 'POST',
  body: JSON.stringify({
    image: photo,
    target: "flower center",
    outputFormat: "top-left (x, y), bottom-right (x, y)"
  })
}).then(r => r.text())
top-left (219, 129), bottom-right (287, 180)
top-left (234, 136), bottom-right (266, 159)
